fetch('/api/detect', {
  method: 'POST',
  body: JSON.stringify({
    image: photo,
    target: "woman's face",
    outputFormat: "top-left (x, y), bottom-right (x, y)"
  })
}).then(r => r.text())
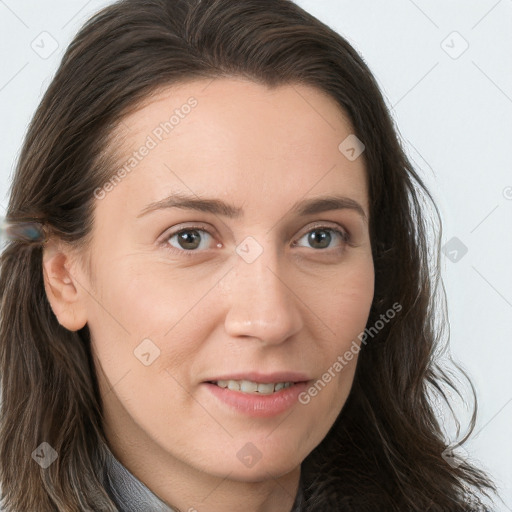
top-left (79, 78), bottom-right (374, 481)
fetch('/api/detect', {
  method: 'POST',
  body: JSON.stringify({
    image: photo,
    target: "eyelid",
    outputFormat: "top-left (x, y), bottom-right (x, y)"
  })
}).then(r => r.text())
top-left (294, 221), bottom-right (350, 241)
top-left (157, 222), bottom-right (219, 254)
top-left (158, 220), bottom-right (353, 256)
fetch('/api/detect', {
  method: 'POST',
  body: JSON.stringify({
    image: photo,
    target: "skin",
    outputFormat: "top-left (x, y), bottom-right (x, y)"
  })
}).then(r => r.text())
top-left (42, 78), bottom-right (374, 512)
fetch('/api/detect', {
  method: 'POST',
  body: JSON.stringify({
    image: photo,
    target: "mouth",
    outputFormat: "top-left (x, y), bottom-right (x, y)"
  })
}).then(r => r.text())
top-left (206, 379), bottom-right (302, 395)
top-left (203, 376), bottom-right (311, 417)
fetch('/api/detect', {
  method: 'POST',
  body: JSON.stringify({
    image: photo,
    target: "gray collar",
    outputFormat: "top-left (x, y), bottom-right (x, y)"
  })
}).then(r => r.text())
top-left (101, 440), bottom-right (175, 511)
top-left (100, 440), bottom-right (304, 512)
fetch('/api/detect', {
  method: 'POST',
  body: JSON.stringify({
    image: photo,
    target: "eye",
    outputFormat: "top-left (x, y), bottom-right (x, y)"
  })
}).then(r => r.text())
top-left (160, 225), bottom-right (215, 256)
top-left (293, 224), bottom-right (351, 251)
top-left (158, 223), bottom-right (352, 257)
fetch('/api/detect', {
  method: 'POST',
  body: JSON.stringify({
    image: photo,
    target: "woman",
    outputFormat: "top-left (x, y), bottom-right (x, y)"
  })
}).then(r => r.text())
top-left (0, 0), bottom-right (497, 510)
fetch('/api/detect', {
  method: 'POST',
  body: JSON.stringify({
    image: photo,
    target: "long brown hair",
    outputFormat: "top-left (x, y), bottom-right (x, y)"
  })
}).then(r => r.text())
top-left (0, 0), bottom-right (496, 510)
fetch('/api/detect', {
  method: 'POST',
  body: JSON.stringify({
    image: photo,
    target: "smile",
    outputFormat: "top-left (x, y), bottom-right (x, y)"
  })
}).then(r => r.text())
top-left (210, 379), bottom-right (295, 394)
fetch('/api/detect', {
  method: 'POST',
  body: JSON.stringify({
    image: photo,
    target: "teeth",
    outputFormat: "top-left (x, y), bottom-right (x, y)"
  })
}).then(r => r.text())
top-left (240, 380), bottom-right (258, 393)
top-left (227, 380), bottom-right (240, 391)
top-left (257, 382), bottom-right (275, 395)
top-left (213, 380), bottom-right (294, 394)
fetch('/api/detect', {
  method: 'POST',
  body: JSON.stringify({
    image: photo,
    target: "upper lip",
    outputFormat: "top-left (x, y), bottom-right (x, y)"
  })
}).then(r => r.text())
top-left (205, 372), bottom-right (310, 384)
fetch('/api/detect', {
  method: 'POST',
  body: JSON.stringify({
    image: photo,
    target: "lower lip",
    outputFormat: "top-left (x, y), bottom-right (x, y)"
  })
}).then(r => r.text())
top-left (203, 381), bottom-right (310, 418)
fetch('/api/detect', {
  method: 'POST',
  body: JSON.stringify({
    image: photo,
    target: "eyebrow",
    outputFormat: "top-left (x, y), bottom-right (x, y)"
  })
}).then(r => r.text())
top-left (136, 192), bottom-right (368, 223)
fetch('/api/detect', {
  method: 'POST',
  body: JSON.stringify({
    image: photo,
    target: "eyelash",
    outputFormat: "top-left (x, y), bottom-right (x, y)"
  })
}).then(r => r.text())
top-left (159, 223), bottom-right (352, 258)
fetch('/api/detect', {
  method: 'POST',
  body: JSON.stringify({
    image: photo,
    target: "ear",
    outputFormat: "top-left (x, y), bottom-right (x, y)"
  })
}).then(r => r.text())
top-left (42, 239), bottom-right (88, 332)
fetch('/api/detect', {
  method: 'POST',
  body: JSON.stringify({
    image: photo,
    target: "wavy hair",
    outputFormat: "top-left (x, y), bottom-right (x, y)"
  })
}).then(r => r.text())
top-left (0, 0), bottom-right (496, 510)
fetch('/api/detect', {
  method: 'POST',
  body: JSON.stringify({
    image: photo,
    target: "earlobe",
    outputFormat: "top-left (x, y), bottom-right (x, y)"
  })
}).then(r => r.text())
top-left (42, 240), bottom-right (88, 331)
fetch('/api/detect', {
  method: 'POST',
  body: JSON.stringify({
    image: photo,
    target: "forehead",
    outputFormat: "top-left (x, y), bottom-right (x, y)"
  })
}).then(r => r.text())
top-left (100, 78), bottom-right (369, 220)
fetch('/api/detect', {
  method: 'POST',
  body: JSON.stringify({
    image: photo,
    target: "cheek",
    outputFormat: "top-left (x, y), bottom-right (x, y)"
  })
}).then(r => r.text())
top-left (89, 257), bottom-right (212, 336)
top-left (319, 257), bottom-right (375, 343)
top-left (87, 259), bottom-right (215, 385)
top-left (305, 257), bottom-right (373, 413)
top-left (87, 248), bottom-right (373, 369)
top-left (86, 268), bottom-right (204, 432)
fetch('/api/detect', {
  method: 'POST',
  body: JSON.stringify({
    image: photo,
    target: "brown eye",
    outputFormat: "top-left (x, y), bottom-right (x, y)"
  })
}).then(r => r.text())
top-left (294, 226), bottom-right (349, 251)
top-left (160, 226), bottom-right (215, 256)
top-left (173, 229), bottom-right (203, 250)
top-left (306, 229), bottom-right (332, 249)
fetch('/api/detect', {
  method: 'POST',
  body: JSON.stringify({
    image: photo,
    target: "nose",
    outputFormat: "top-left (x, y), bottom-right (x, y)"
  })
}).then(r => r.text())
top-left (223, 243), bottom-right (304, 346)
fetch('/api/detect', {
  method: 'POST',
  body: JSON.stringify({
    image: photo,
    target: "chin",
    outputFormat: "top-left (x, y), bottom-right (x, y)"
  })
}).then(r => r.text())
top-left (217, 443), bottom-right (304, 481)
top-left (219, 460), bottom-right (301, 483)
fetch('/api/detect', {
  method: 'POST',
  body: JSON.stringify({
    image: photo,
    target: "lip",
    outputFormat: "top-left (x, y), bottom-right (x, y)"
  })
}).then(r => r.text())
top-left (202, 374), bottom-right (311, 418)
top-left (204, 371), bottom-right (310, 384)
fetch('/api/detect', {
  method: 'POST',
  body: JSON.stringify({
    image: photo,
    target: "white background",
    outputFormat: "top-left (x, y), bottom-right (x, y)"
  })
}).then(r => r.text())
top-left (0, 0), bottom-right (511, 509)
